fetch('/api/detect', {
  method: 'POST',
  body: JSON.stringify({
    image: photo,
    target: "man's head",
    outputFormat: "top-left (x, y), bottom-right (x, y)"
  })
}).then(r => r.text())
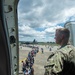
top-left (55, 28), bottom-right (70, 45)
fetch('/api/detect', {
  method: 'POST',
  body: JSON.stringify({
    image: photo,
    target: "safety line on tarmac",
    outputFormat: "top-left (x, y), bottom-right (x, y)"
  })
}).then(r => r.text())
top-left (19, 58), bottom-right (26, 64)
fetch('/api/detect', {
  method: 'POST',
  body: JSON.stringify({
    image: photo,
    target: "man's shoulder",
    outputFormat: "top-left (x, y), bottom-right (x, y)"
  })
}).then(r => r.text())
top-left (65, 45), bottom-right (75, 49)
top-left (58, 45), bottom-right (75, 58)
top-left (59, 45), bottom-right (75, 52)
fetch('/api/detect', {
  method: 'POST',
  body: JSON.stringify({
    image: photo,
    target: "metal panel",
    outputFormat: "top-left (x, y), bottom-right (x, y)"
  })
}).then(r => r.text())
top-left (3, 0), bottom-right (19, 75)
top-left (64, 21), bottom-right (75, 47)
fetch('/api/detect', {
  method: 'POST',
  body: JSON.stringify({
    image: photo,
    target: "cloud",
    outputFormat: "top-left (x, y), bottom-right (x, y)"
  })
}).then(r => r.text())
top-left (18, 25), bottom-right (47, 41)
top-left (18, 0), bottom-right (75, 42)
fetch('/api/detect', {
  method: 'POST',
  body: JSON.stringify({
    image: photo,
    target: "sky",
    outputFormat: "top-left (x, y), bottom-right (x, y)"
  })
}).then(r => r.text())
top-left (18, 0), bottom-right (75, 42)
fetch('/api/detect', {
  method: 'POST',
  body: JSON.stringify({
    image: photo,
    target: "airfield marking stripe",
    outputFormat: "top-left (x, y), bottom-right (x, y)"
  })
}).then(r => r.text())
top-left (19, 58), bottom-right (26, 64)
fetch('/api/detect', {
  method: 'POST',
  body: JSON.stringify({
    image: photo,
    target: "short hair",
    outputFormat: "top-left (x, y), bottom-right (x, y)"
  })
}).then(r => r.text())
top-left (56, 28), bottom-right (70, 39)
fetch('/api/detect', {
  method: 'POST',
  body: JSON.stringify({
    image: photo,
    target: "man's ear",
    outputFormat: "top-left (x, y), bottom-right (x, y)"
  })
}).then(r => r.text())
top-left (62, 34), bottom-right (65, 39)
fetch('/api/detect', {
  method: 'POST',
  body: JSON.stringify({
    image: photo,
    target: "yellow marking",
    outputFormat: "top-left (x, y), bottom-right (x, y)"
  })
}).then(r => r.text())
top-left (19, 58), bottom-right (26, 64)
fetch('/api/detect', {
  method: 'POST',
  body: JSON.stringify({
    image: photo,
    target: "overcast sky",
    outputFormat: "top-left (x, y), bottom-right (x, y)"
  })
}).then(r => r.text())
top-left (18, 0), bottom-right (75, 42)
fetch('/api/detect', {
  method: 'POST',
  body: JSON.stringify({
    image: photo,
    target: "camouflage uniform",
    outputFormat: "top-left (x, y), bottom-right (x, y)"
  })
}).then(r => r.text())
top-left (44, 45), bottom-right (75, 75)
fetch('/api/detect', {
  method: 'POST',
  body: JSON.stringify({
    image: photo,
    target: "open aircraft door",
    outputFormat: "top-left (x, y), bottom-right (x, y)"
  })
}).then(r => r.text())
top-left (0, 0), bottom-right (19, 75)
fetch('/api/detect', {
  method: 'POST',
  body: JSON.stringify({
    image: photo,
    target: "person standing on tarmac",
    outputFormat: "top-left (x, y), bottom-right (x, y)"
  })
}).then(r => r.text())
top-left (41, 48), bottom-right (44, 53)
top-left (21, 61), bottom-right (25, 72)
top-left (44, 28), bottom-right (75, 75)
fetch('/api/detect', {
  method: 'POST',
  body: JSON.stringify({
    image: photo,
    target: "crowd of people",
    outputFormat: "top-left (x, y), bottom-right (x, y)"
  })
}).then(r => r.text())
top-left (21, 47), bottom-right (39, 75)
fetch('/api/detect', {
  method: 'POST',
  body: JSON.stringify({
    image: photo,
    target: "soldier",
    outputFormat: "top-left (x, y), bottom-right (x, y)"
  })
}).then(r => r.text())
top-left (44, 28), bottom-right (75, 75)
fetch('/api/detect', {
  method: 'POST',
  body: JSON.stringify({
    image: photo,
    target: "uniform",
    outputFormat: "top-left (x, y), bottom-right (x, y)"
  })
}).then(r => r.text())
top-left (44, 45), bottom-right (75, 75)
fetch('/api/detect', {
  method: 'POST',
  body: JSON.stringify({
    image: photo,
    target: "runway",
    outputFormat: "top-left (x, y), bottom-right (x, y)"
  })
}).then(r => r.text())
top-left (19, 45), bottom-right (58, 75)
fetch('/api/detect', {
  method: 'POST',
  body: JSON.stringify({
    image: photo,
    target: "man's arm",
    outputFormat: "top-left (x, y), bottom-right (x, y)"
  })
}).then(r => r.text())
top-left (44, 51), bottom-right (65, 75)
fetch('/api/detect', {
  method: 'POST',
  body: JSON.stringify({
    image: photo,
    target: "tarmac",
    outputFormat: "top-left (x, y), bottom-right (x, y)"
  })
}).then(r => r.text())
top-left (19, 45), bottom-right (58, 75)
